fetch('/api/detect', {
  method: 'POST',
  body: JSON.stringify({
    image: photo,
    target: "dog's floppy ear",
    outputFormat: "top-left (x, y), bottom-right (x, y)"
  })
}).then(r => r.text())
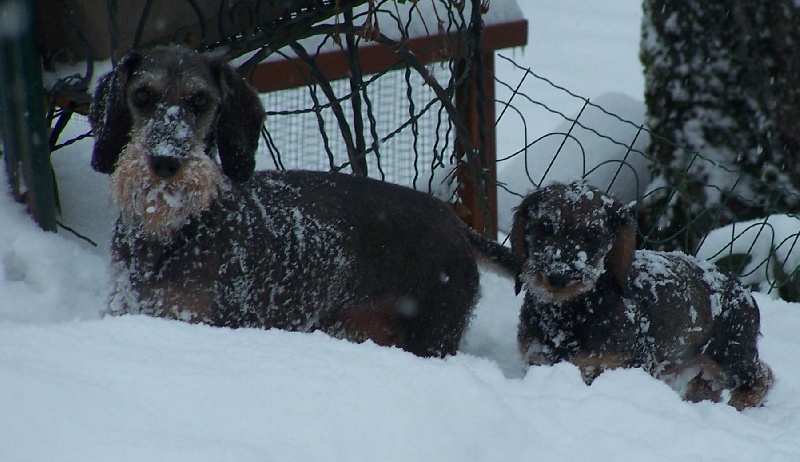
top-left (510, 205), bottom-right (529, 295)
top-left (605, 201), bottom-right (637, 287)
top-left (89, 51), bottom-right (142, 174)
top-left (212, 60), bottom-right (265, 182)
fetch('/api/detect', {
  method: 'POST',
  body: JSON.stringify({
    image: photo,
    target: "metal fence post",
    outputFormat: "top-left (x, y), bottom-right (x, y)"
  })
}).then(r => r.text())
top-left (0, 0), bottom-right (57, 232)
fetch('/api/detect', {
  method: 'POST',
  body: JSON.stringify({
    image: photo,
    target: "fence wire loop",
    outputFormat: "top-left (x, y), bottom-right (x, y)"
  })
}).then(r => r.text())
top-left (32, 1), bottom-right (800, 300)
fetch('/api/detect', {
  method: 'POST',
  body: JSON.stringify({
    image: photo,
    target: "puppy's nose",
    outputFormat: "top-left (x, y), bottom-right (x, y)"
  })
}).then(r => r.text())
top-left (546, 272), bottom-right (572, 290)
top-left (149, 155), bottom-right (181, 178)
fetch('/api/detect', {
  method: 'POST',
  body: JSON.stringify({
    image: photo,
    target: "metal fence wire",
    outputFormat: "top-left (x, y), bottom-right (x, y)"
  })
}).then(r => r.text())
top-left (14, 0), bottom-right (800, 300)
top-left (36, 0), bottom-right (495, 223)
top-left (492, 53), bottom-right (800, 301)
top-left (260, 64), bottom-right (456, 192)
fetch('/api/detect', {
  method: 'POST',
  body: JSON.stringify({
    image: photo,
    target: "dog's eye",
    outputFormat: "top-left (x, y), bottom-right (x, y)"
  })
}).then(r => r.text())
top-left (189, 92), bottom-right (209, 112)
top-left (585, 225), bottom-right (602, 240)
top-left (538, 219), bottom-right (554, 235)
top-left (133, 87), bottom-right (152, 107)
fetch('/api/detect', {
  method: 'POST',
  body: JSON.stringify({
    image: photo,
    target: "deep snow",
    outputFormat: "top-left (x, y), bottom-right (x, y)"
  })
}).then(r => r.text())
top-left (3, 2), bottom-right (800, 461)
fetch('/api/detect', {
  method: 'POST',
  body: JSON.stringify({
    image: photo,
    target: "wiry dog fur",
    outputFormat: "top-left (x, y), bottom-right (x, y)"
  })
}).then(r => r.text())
top-left (90, 46), bottom-right (517, 358)
top-left (511, 181), bottom-right (772, 409)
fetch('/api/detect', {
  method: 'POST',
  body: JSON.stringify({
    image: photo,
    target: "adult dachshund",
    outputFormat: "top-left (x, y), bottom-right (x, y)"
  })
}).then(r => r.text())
top-left (90, 46), bottom-right (517, 358)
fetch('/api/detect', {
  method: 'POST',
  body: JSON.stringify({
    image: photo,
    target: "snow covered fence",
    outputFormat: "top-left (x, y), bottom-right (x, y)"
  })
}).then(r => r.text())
top-left (28, 0), bottom-right (800, 300)
top-left (39, 0), bottom-right (529, 238)
top-left (491, 55), bottom-right (800, 300)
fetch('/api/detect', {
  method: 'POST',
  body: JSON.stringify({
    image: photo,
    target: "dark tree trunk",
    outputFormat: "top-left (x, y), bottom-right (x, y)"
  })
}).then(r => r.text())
top-left (639, 0), bottom-right (800, 252)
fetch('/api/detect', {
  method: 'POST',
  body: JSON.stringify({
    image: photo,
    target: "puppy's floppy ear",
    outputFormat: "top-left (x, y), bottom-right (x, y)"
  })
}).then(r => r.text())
top-left (89, 51), bottom-right (141, 174)
top-left (212, 60), bottom-right (266, 182)
top-left (605, 200), bottom-right (637, 287)
top-left (510, 205), bottom-right (529, 295)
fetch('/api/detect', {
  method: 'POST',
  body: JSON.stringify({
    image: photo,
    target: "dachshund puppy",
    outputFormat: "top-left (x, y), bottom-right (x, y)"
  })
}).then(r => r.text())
top-left (511, 181), bottom-right (772, 409)
top-left (90, 46), bottom-right (517, 358)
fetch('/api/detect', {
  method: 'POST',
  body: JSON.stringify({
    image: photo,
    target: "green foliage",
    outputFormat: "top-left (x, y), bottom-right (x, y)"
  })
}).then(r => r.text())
top-left (713, 253), bottom-right (753, 278)
top-left (770, 248), bottom-right (800, 302)
top-left (638, 0), bottom-right (800, 254)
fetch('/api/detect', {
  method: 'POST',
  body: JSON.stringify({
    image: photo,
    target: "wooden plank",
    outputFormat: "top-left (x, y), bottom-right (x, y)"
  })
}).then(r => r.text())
top-left (246, 19), bottom-right (527, 92)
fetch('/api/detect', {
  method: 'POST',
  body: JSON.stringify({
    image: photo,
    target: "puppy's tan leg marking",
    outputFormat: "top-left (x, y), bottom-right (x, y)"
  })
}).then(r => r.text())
top-left (728, 362), bottom-right (774, 410)
top-left (570, 352), bottom-right (631, 384)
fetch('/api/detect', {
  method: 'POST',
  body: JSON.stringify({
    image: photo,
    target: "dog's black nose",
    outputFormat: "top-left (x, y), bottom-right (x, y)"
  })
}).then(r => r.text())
top-left (149, 155), bottom-right (181, 178)
top-left (546, 272), bottom-right (572, 290)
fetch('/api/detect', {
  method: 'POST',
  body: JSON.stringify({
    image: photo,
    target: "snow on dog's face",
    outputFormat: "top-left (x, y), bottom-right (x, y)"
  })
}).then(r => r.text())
top-left (111, 131), bottom-right (224, 241)
top-left (106, 48), bottom-right (226, 240)
top-left (90, 46), bottom-right (265, 240)
top-left (511, 181), bottom-right (636, 303)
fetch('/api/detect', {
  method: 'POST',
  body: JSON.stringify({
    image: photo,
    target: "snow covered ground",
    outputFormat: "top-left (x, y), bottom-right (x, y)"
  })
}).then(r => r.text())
top-left (4, 2), bottom-right (800, 461)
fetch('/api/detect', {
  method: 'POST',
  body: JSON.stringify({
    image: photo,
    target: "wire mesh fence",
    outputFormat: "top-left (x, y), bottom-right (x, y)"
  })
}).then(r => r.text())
top-left (490, 53), bottom-right (800, 301)
top-left (7, 0), bottom-right (800, 300)
top-left (259, 63), bottom-right (457, 195)
top-left (32, 0), bottom-right (496, 226)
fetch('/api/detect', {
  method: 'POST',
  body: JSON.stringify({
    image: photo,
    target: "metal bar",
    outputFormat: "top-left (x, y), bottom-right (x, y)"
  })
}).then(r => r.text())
top-left (0, 0), bottom-right (57, 231)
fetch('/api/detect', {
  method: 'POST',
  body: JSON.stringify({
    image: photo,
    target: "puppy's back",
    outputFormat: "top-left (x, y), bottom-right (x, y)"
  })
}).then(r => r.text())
top-left (628, 250), bottom-right (763, 388)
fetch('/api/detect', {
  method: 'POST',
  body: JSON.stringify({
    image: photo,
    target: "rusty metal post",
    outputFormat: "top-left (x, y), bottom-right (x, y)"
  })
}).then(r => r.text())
top-left (455, 51), bottom-right (498, 239)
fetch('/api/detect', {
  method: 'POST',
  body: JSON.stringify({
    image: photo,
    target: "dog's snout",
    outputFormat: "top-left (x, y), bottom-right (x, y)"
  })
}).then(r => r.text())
top-left (150, 155), bottom-right (181, 178)
top-left (546, 272), bottom-right (572, 290)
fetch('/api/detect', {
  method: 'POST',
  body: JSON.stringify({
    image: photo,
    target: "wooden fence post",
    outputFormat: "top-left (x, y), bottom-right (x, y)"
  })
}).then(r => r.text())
top-left (455, 51), bottom-right (497, 239)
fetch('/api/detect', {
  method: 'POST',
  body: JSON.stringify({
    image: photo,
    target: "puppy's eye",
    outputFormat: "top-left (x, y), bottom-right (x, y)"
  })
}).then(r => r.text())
top-left (133, 87), bottom-right (152, 107)
top-left (189, 92), bottom-right (209, 112)
top-left (538, 219), bottom-right (554, 235)
top-left (585, 225), bottom-right (602, 240)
